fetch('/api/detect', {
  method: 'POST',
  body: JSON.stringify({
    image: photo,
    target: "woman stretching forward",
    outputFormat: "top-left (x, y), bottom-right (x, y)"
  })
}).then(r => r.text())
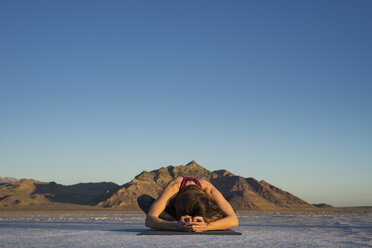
top-left (139, 176), bottom-right (239, 232)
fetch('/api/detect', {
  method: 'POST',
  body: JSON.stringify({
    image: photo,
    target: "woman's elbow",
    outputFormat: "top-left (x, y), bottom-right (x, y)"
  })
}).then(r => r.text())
top-left (232, 215), bottom-right (239, 227)
top-left (145, 215), bottom-right (153, 228)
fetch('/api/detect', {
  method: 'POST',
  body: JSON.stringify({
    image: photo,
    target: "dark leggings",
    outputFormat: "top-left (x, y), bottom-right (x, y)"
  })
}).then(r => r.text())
top-left (137, 195), bottom-right (177, 221)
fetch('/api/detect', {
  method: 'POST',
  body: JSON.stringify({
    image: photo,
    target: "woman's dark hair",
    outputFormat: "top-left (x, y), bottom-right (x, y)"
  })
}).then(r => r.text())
top-left (174, 185), bottom-right (223, 223)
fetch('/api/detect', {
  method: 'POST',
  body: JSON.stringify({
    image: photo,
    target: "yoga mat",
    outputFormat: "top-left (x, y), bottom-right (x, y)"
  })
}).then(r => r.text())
top-left (137, 229), bottom-right (242, 235)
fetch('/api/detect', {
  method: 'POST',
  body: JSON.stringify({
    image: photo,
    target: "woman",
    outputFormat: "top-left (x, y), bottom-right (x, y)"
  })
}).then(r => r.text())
top-left (140, 176), bottom-right (239, 232)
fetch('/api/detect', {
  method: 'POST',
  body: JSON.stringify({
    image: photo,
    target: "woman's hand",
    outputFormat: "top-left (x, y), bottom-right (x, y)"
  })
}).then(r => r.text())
top-left (189, 216), bottom-right (208, 232)
top-left (177, 215), bottom-right (193, 231)
top-left (178, 215), bottom-right (208, 232)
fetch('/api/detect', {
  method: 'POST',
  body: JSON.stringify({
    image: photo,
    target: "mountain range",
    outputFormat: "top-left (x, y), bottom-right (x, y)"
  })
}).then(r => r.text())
top-left (0, 161), bottom-right (318, 210)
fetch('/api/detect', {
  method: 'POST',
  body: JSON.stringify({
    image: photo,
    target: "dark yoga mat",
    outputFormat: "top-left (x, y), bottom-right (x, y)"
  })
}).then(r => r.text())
top-left (137, 229), bottom-right (242, 235)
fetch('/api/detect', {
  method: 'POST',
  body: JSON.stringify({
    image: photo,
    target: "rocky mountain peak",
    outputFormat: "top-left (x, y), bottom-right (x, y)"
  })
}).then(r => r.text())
top-left (213, 169), bottom-right (235, 177)
top-left (98, 161), bottom-right (315, 210)
top-left (185, 160), bottom-right (201, 167)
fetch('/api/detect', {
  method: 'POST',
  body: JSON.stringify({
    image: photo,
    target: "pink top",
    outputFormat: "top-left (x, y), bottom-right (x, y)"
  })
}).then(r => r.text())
top-left (179, 176), bottom-right (202, 191)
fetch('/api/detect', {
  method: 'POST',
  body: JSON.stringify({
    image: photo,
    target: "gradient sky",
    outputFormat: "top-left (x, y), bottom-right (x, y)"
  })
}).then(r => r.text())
top-left (1, 0), bottom-right (371, 207)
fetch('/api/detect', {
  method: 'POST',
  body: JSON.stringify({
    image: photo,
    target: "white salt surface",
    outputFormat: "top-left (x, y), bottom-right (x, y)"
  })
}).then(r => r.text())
top-left (0, 212), bottom-right (371, 248)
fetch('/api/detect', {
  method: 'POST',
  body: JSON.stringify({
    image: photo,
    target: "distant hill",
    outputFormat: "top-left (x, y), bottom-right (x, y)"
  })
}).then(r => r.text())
top-left (0, 177), bottom-right (19, 183)
top-left (0, 161), bottom-right (316, 210)
top-left (0, 179), bottom-right (119, 208)
top-left (313, 203), bottom-right (333, 208)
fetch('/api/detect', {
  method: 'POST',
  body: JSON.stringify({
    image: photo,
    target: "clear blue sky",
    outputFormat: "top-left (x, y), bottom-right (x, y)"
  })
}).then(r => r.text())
top-left (1, 0), bottom-right (371, 207)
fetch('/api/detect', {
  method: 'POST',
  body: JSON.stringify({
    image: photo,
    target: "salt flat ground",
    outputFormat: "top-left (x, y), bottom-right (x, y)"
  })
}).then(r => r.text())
top-left (0, 211), bottom-right (371, 248)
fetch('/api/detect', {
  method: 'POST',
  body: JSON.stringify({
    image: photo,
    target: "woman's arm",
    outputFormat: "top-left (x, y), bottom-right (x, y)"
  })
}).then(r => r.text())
top-left (200, 179), bottom-right (239, 231)
top-left (145, 176), bottom-right (191, 231)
